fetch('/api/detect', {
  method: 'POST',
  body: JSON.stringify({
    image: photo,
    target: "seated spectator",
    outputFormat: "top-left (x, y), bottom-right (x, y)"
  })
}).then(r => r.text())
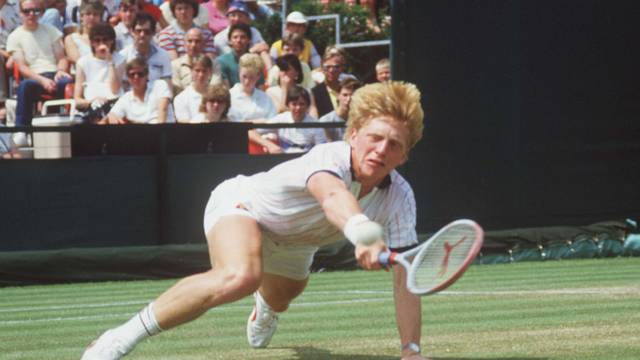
top-left (266, 54), bottom-right (317, 117)
top-left (159, 0), bottom-right (208, 29)
top-left (227, 53), bottom-right (273, 122)
top-left (135, 0), bottom-right (167, 29)
top-left (171, 27), bottom-right (222, 93)
top-left (266, 33), bottom-right (314, 90)
top-left (375, 57), bottom-right (390, 82)
top-left (157, 0), bottom-right (215, 60)
top-left (119, 12), bottom-right (172, 85)
top-left (213, 1), bottom-right (271, 68)
top-left (113, 0), bottom-right (137, 51)
top-left (74, 23), bottom-right (125, 121)
top-left (202, 0), bottom-right (229, 35)
top-left (311, 45), bottom-right (348, 117)
top-left (269, 11), bottom-right (320, 69)
top-left (263, 85), bottom-right (326, 154)
top-left (64, 0), bottom-right (103, 65)
top-left (64, 0), bottom-right (112, 35)
top-left (108, 58), bottom-right (174, 124)
top-left (0, 0), bottom-right (21, 100)
top-left (7, 0), bottom-right (73, 138)
top-left (216, 22), bottom-right (257, 87)
top-left (173, 55), bottom-right (214, 122)
top-left (39, 0), bottom-right (68, 32)
top-left (318, 77), bottom-right (361, 141)
top-left (190, 83), bottom-right (229, 123)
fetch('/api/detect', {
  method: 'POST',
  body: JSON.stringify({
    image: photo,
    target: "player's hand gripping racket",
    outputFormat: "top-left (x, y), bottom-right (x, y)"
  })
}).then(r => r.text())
top-left (379, 219), bottom-right (484, 296)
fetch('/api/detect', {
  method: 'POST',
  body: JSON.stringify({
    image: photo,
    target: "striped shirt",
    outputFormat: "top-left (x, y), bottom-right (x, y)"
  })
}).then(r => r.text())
top-left (233, 141), bottom-right (418, 248)
top-left (157, 22), bottom-right (216, 57)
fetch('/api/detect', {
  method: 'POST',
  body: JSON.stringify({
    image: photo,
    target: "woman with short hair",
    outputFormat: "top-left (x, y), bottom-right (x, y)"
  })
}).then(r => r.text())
top-left (173, 55), bottom-right (215, 122)
top-left (64, 0), bottom-right (104, 64)
top-left (191, 83), bottom-right (230, 123)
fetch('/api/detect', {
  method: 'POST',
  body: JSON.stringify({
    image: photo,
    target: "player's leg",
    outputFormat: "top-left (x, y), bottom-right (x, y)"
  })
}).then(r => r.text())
top-left (247, 241), bottom-right (316, 348)
top-left (153, 214), bottom-right (263, 329)
top-left (82, 215), bottom-right (263, 360)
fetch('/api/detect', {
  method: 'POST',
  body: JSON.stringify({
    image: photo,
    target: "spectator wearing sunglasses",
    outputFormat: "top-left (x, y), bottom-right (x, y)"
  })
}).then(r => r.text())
top-left (311, 45), bottom-right (348, 118)
top-left (108, 58), bottom-right (174, 124)
top-left (73, 23), bottom-right (125, 121)
top-left (6, 0), bottom-right (73, 144)
top-left (119, 12), bottom-right (171, 87)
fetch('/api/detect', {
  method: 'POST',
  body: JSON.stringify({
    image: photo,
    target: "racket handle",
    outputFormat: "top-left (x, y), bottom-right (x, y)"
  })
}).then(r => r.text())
top-left (378, 251), bottom-right (397, 267)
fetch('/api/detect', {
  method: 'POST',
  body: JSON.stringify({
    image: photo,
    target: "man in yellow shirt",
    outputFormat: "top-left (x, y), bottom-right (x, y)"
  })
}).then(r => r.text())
top-left (269, 11), bottom-right (320, 69)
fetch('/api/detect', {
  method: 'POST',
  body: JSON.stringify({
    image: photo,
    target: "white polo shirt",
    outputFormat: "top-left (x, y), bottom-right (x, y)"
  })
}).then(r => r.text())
top-left (230, 141), bottom-right (418, 249)
top-left (109, 80), bottom-right (174, 123)
top-left (268, 111), bottom-right (327, 153)
top-left (227, 83), bottom-right (276, 122)
top-left (173, 85), bottom-right (202, 122)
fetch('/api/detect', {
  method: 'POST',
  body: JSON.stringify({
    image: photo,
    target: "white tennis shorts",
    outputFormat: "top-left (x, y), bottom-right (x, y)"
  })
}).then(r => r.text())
top-left (203, 177), bottom-right (317, 280)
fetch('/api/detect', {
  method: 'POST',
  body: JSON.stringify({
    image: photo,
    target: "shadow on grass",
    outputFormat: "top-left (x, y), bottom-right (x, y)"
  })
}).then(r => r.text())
top-left (278, 346), bottom-right (548, 360)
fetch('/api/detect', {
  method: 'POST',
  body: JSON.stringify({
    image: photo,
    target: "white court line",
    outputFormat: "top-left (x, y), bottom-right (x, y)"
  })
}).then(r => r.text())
top-left (0, 298), bottom-right (390, 326)
top-left (1, 287), bottom-right (637, 326)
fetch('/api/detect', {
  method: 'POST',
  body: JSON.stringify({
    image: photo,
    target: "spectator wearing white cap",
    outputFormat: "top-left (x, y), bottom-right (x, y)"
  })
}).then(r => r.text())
top-left (213, 0), bottom-right (271, 68)
top-left (269, 11), bottom-right (320, 69)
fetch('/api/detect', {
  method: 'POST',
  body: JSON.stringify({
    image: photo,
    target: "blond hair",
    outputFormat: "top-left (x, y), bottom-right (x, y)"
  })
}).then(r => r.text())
top-left (238, 53), bottom-right (264, 77)
top-left (345, 81), bottom-right (424, 150)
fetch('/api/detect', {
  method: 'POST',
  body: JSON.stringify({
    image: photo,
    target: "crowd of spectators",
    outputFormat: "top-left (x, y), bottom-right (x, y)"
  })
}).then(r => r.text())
top-left (0, 0), bottom-right (392, 155)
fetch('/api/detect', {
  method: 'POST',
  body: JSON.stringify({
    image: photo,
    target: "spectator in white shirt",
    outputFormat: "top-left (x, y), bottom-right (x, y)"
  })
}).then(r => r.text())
top-left (227, 53), bottom-right (277, 152)
top-left (173, 55), bottom-right (215, 123)
top-left (266, 85), bottom-right (326, 154)
top-left (64, 0), bottom-right (102, 65)
top-left (113, 0), bottom-right (137, 51)
top-left (108, 58), bottom-right (174, 124)
top-left (190, 83), bottom-right (230, 123)
top-left (74, 22), bottom-right (125, 121)
top-left (318, 77), bottom-right (362, 142)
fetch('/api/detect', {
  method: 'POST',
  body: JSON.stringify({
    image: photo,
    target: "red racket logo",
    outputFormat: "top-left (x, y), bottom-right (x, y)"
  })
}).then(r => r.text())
top-left (437, 236), bottom-right (467, 277)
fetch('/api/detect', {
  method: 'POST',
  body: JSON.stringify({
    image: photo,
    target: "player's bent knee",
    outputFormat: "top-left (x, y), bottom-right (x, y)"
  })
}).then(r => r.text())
top-left (208, 267), bottom-right (262, 305)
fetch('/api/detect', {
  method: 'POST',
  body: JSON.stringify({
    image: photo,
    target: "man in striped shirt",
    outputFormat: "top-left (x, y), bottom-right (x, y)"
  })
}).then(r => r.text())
top-left (82, 81), bottom-right (429, 360)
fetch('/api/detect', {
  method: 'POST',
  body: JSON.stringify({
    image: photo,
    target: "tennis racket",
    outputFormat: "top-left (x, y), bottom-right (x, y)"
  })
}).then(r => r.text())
top-left (379, 219), bottom-right (484, 296)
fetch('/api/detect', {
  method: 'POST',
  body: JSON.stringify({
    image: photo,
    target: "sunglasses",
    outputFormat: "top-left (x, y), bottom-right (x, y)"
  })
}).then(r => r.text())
top-left (21, 8), bottom-right (43, 15)
top-left (322, 64), bottom-right (343, 70)
top-left (134, 28), bottom-right (153, 35)
top-left (127, 71), bottom-right (148, 78)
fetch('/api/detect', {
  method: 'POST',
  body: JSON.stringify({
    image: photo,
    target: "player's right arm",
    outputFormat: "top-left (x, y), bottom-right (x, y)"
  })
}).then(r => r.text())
top-left (307, 171), bottom-right (386, 269)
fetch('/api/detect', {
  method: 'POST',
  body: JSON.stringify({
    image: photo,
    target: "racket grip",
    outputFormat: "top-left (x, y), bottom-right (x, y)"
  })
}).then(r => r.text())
top-left (378, 251), bottom-right (397, 267)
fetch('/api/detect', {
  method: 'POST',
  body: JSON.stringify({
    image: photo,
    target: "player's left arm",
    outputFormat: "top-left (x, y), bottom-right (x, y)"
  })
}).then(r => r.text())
top-left (393, 263), bottom-right (425, 360)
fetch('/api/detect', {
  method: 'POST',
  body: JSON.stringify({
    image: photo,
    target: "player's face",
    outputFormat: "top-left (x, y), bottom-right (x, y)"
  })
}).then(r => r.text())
top-left (349, 116), bottom-right (409, 184)
top-left (288, 97), bottom-right (309, 122)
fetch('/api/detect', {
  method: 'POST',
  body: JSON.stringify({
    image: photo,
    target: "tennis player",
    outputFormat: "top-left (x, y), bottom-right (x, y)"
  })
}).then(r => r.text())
top-left (82, 81), bottom-right (427, 360)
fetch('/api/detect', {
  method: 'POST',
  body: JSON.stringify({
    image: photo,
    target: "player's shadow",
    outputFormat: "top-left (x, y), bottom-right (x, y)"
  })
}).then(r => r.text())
top-left (284, 347), bottom-right (547, 360)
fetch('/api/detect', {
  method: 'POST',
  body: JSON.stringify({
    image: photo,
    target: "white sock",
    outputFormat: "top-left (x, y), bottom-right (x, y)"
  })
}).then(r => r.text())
top-left (111, 302), bottom-right (163, 349)
top-left (256, 291), bottom-right (275, 313)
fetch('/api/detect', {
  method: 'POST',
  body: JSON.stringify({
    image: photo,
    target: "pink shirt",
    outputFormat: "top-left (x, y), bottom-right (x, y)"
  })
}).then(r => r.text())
top-left (204, 1), bottom-right (229, 35)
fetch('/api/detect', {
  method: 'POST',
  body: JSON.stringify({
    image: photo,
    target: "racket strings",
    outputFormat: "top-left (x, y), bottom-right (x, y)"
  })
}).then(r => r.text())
top-left (411, 226), bottom-right (478, 292)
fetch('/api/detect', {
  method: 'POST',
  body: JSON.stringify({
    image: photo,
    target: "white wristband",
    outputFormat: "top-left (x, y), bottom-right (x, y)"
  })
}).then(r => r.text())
top-left (343, 214), bottom-right (383, 246)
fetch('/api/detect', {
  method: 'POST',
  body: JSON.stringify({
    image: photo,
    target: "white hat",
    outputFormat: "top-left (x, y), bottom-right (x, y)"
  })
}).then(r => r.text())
top-left (286, 11), bottom-right (307, 24)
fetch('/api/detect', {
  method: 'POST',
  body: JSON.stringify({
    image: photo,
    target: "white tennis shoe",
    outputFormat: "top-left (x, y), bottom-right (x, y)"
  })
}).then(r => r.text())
top-left (246, 292), bottom-right (279, 348)
top-left (81, 330), bottom-right (131, 360)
